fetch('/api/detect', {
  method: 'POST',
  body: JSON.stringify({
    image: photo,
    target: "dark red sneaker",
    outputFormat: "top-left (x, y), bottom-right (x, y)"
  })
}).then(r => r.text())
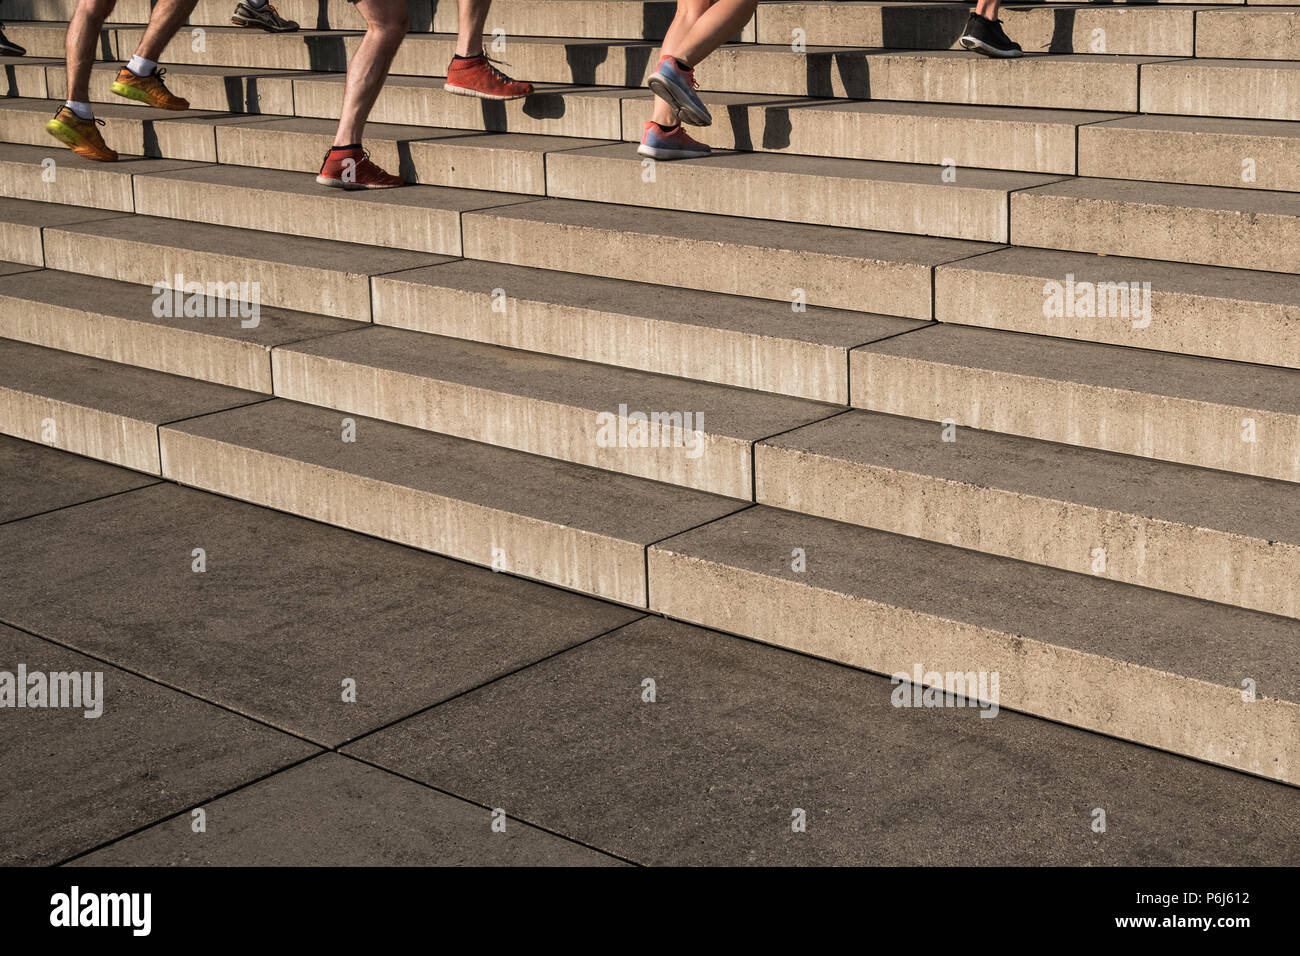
top-left (444, 54), bottom-right (533, 100)
top-left (316, 146), bottom-right (403, 189)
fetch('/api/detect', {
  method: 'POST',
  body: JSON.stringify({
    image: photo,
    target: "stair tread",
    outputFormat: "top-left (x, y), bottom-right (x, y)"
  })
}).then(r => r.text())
top-left (649, 504), bottom-right (1300, 701)
top-left (857, 324), bottom-right (1300, 414)
top-left (762, 409), bottom-right (1300, 544)
top-left (276, 324), bottom-right (841, 439)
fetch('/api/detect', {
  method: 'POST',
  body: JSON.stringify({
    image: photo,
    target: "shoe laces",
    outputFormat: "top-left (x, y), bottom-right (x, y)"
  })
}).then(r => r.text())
top-left (481, 54), bottom-right (521, 85)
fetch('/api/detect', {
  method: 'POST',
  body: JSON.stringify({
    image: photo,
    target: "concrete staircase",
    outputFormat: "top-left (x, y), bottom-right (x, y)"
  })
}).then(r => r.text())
top-left (2, 2), bottom-right (1298, 789)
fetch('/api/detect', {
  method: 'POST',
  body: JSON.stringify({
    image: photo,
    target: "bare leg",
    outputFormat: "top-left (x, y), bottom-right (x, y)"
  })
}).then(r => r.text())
top-left (65, 0), bottom-right (115, 102)
top-left (667, 0), bottom-right (756, 68)
top-left (456, 0), bottom-right (490, 57)
top-left (652, 0), bottom-right (712, 126)
top-left (333, 0), bottom-right (408, 146)
top-left (974, 0), bottom-right (1001, 19)
top-left (132, 0), bottom-right (198, 62)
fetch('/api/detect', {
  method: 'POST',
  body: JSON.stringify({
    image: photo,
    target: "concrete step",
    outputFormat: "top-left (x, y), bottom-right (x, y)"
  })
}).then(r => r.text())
top-left (208, 115), bottom-right (610, 194)
top-left (131, 163), bottom-right (535, 253)
top-left (1, 21), bottom-right (122, 60)
top-left (158, 398), bottom-right (744, 606)
top-left (370, 259), bottom-right (925, 402)
top-left (1079, 114), bottom-right (1300, 193)
top-left (290, 73), bottom-right (628, 139)
top-left (1142, 58), bottom-right (1300, 121)
top-left (647, 504), bottom-right (1300, 784)
top-left (934, 246), bottom-right (1300, 367)
top-left (0, 338), bottom-right (262, 473)
top-left (0, 268), bottom-right (358, 391)
top-left (752, 1), bottom-right (1199, 56)
top-left (460, 197), bottom-right (1000, 317)
top-left (1011, 177), bottom-right (1300, 273)
top-left (851, 324), bottom-right (1300, 482)
top-left (0, 142), bottom-right (211, 211)
top-left (270, 324), bottom-right (840, 498)
top-left (617, 93), bottom-right (1116, 174)
top-left (547, 142), bottom-right (1063, 241)
top-left (1194, 7), bottom-right (1300, 60)
top-left (41, 213), bottom-right (449, 320)
top-left (756, 409), bottom-right (1300, 617)
top-left (0, 56), bottom-right (55, 99)
top-left (127, 26), bottom-right (1167, 110)
top-left (44, 62), bottom-right (308, 116)
top-left (0, 195), bottom-right (129, 265)
top-left (0, 97), bottom-right (276, 162)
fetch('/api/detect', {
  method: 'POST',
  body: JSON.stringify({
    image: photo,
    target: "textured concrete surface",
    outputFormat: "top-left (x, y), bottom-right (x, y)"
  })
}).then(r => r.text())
top-left (371, 259), bottom-right (923, 402)
top-left (0, 269), bottom-right (359, 391)
top-left (546, 143), bottom-right (1060, 241)
top-left (43, 214), bottom-right (450, 320)
top-left (159, 400), bottom-right (744, 604)
top-left (1011, 176), bottom-right (1300, 273)
top-left (132, 164), bottom-right (535, 254)
top-left (0, 196), bottom-right (128, 266)
top-left (0, 434), bottom-right (156, 523)
top-left (462, 197), bottom-right (996, 317)
top-left (72, 754), bottom-right (624, 866)
top-left (0, 142), bottom-right (207, 211)
top-left (647, 505), bottom-right (1300, 784)
top-left (757, 410), bottom-right (1300, 617)
top-left (1141, 58), bottom-right (1300, 121)
top-left (0, 481), bottom-right (644, 744)
top-left (347, 616), bottom-right (1300, 865)
top-left (0, 623), bottom-right (317, 865)
top-left (851, 324), bottom-right (1300, 482)
top-left (271, 325), bottom-right (839, 497)
top-left (0, 339), bottom-right (263, 473)
top-left (934, 246), bottom-right (1300, 367)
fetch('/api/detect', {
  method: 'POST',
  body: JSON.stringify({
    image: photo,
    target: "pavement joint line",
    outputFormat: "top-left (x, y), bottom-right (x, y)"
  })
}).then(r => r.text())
top-left (0, 614), bottom-right (333, 751)
top-left (0, 478), bottom-right (164, 529)
top-left (332, 614), bottom-right (650, 753)
top-left (642, 502), bottom-right (756, 604)
top-left (155, 396), bottom-right (277, 475)
top-left (335, 751), bottom-right (642, 866)
top-left (51, 751), bottom-right (328, 867)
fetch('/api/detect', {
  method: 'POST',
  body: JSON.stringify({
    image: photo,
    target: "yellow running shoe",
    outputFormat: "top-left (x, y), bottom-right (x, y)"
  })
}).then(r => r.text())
top-left (44, 106), bottom-right (118, 162)
top-left (109, 66), bottom-right (189, 110)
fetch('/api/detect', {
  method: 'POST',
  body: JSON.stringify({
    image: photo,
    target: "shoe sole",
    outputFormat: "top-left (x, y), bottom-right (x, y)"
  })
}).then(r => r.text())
top-left (637, 143), bottom-right (709, 160)
top-left (315, 174), bottom-right (402, 189)
top-left (45, 119), bottom-right (117, 162)
top-left (230, 16), bottom-right (298, 32)
top-left (443, 82), bottom-right (531, 101)
top-left (647, 73), bottom-right (712, 128)
top-left (109, 80), bottom-right (190, 110)
top-left (958, 35), bottom-right (1024, 58)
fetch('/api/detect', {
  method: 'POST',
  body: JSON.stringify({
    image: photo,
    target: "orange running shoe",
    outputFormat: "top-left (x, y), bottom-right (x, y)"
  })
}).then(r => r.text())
top-left (110, 66), bottom-right (189, 110)
top-left (316, 146), bottom-right (404, 189)
top-left (443, 54), bottom-right (533, 100)
top-left (44, 106), bottom-right (118, 162)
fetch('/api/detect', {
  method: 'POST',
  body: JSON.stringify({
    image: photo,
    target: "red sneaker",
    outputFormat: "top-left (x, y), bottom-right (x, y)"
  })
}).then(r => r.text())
top-left (444, 54), bottom-right (533, 100)
top-left (315, 146), bottom-right (403, 189)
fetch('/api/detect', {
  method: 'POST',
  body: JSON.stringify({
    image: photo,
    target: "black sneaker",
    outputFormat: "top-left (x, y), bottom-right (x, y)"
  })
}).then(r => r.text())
top-left (959, 13), bottom-right (1022, 59)
top-left (0, 26), bottom-right (26, 57)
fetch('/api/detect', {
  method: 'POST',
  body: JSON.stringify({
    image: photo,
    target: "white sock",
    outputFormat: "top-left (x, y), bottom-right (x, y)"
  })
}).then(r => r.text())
top-left (126, 54), bottom-right (157, 77)
top-left (64, 100), bottom-right (94, 120)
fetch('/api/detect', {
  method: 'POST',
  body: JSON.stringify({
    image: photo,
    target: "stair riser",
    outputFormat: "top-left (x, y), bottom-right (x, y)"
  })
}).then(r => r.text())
top-left (934, 264), bottom-right (1300, 369)
top-left (370, 275), bottom-right (851, 403)
top-left (647, 545), bottom-right (1300, 785)
top-left (756, 445), bottom-right (1300, 619)
top-left (159, 428), bottom-right (652, 605)
top-left (850, 351), bottom-right (1300, 483)
top-left (271, 349), bottom-right (756, 498)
